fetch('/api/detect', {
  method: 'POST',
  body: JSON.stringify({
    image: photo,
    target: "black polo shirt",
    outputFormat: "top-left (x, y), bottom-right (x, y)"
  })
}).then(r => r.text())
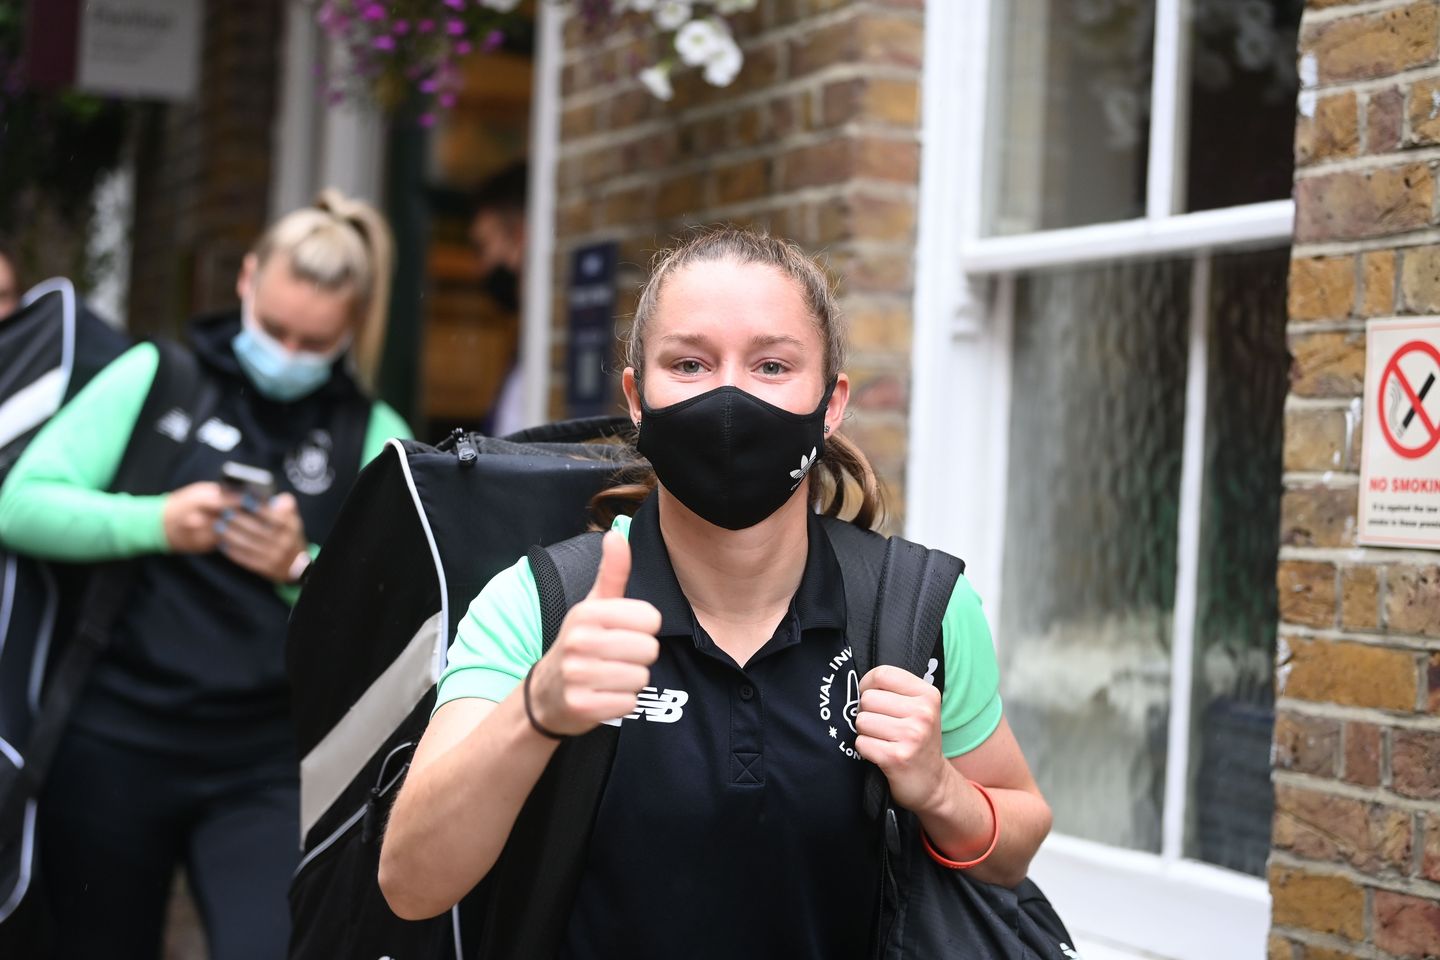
top-left (561, 495), bottom-right (880, 959)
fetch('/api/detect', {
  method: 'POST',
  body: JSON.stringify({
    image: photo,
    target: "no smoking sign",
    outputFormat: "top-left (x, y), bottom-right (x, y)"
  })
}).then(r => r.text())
top-left (1377, 340), bottom-right (1439, 459)
top-left (1359, 319), bottom-right (1440, 547)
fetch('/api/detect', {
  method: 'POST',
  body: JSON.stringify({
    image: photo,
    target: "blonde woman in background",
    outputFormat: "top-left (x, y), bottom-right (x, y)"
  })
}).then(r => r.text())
top-left (0, 191), bottom-right (411, 959)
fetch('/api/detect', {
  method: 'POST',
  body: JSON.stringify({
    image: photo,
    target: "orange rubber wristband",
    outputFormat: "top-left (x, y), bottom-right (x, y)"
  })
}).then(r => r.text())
top-left (921, 780), bottom-right (999, 869)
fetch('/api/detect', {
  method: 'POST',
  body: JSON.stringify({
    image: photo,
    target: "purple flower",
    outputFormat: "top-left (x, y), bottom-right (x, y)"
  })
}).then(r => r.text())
top-left (362, 3), bottom-right (386, 21)
top-left (442, 0), bottom-right (464, 9)
top-left (455, 40), bottom-right (473, 54)
top-left (419, 75), bottom-right (440, 93)
top-left (392, 19), bottom-right (410, 34)
top-left (482, 29), bottom-right (504, 52)
top-left (439, 92), bottom-right (457, 108)
top-left (417, 18), bottom-right (435, 33)
top-left (418, 113), bottom-right (437, 127)
top-left (446, 18), bottom-right (466, 36)
top-left (372, 34), bottom-right (395, 50)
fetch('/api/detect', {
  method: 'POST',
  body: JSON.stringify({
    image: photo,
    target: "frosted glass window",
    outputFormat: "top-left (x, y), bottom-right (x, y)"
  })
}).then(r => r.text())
top-left (983, 0), bottom-right (1153, 236)
top-left (1186, 0), bottom-right (1302, 211)
top-left (1186, 248), bottom-right (1289, 875)
top-left (998, 258), bottom-right (1191, 852)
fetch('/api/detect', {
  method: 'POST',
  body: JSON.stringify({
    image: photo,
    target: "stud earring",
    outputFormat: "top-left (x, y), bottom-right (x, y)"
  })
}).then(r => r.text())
top-left (824, 425), bottom-right (831, 434)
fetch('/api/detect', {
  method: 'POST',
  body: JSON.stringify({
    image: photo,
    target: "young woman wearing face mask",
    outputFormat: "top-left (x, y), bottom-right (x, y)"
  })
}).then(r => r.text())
top-left (0, 190), bottom-right (411, 959)
top-left (379, 227), bottom-right (1052, 958)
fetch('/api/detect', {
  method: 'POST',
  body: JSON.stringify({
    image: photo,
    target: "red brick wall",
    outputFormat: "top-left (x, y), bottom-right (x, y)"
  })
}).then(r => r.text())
top-left (1273, 2), bottom-right (1440, 957)
top-left (552, 0), bottom-right (923, 521)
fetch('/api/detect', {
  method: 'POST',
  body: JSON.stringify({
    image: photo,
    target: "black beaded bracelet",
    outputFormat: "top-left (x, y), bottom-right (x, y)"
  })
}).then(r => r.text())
top-left (523, 665), bottom-right (568, 741)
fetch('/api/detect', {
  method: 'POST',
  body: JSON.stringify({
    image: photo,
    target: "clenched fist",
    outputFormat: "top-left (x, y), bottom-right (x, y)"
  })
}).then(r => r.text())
top-left (854, 665), bottom-right (948, 813)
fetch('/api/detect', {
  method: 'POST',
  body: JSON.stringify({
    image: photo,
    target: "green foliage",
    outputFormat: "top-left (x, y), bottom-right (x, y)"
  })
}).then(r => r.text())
top-left (0, 0), bottom-right (128, 227)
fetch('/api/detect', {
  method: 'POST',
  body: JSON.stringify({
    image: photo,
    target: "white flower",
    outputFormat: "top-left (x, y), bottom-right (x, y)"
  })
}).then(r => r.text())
top-left (654, 0), bottom-right (693, 32)
top-left (674, 16), bottom-right (724, 66)
top-left (714, 0), bottom-right (757, 13)
top-left (639, 63), bottom-right (674, 101)
top-left (626, 0), bottom-right (658, 11)
top-left (703, 35), bottom-right (744, 87)
top-left (789, 447), bottom-right (818, 488)
top-left (479, 0), bottom-right (522, 11)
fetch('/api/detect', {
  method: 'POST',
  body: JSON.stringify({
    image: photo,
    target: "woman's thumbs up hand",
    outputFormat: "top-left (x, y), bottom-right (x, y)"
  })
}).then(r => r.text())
top-left (528, 531), bottom-right (662, 736)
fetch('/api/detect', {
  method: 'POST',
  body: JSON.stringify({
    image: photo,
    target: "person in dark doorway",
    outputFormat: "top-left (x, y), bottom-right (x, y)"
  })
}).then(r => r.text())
top-left (0, 190), bottom-right (412, 960)
top-left (378, 227), bottom-right (1052, 958)
top-left (0, 237), bottom-right (22, 318)
top-left (468, 161), bottom-right (527, 436)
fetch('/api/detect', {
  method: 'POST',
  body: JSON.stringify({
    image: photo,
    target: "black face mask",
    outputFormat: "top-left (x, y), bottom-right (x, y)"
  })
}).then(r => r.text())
top-left (482, 266), bottom-right (520, 313)
top-left (637, 380), bottom-right (835, 530)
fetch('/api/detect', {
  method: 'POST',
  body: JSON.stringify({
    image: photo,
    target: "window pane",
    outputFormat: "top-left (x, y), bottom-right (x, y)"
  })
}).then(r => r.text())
top-left (998, 259), bottom-right (1191, 853)
top-left (1185, 1), bottom-right (1303, 211)
top-left (1186, 248), bottom-right (1288, 875)
top-left (983, 0), bottom-right (1154, 236)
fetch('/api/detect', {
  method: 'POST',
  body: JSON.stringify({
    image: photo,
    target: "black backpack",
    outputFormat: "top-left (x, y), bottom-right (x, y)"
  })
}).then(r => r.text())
top-left (286, 424), bottom-right (1077, 960)
top-left (0, 315), bottom-right (218, 950)
top-left (285, 418), bottom-right (639, 960)
top-left (0, 278), bottom-right (132, 481)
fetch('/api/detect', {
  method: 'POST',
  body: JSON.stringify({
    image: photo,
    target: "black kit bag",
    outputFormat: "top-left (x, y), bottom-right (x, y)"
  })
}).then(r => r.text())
top-left (0, 277), bottom-right (132, 940)
top-left (284, 418), bottom-right (637, 960)
top-left (0, 277), bottom-right (131, 478)
top-left (0, 312), bottom-right (215, 951)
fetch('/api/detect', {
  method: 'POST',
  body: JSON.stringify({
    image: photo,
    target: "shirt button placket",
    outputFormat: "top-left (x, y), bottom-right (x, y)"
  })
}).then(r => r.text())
top-left (730, 677), bottom-right (764, 786)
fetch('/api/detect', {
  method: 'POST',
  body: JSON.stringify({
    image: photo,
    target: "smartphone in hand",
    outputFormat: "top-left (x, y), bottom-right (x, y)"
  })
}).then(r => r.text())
top-left (220, 461), bottom-right (277, 508)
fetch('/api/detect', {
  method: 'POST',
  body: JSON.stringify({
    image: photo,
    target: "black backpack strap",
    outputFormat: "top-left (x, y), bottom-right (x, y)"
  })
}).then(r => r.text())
top-left (822, 519), bottom-right (963, 820)
top-left (0, 339), bottom-right (217, 838)
top-left (480, 532), bottom-right (612, 960)
top-left (823, 519), bottom-right (964, 959)
top-left (111, 339), bottom-right (216, 492)
top-left (527, 532), bottom-right (606, 652)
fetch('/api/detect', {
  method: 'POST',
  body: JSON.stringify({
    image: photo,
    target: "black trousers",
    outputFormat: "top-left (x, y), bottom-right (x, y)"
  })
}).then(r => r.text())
top-left (38, 725), bottom-right (299, 960)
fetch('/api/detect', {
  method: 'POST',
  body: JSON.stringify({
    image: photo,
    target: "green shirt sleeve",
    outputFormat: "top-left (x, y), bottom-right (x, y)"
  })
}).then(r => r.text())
top-left (0, 343), bottom-right (169, 561)
top-left (361, 400), bottom-right (413, 459)
top-left (938, 574), bottom-right (1004, 758)
top-left (434, 515), bottom-right (634, 712)
top-left (434, 555), bottom-right (545, 709)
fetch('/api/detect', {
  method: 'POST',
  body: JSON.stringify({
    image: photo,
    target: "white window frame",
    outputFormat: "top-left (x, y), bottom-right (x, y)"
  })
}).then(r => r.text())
top-left (522, 0), bottom-right (563, 429)
top-left (909, 2), bottom-right (1292, 958)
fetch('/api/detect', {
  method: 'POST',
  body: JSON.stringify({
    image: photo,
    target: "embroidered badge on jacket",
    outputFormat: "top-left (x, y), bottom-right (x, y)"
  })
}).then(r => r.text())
top-left (286, 429), bottom-right (335, 495)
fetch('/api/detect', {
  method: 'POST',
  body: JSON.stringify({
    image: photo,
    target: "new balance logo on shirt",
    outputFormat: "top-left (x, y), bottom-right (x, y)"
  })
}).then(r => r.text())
top-left (602, 687), bottom-right (689, 726)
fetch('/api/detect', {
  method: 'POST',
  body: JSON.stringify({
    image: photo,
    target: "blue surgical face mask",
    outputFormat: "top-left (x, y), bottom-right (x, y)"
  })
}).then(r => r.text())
top-left (232, 295), bottom-right (350, 403)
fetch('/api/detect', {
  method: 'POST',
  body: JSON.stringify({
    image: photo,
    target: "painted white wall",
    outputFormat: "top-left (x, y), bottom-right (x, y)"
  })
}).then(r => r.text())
top-left (270, 0), bottom-right (385, 213)
top-left (86, 162), bottom-right (134, 329)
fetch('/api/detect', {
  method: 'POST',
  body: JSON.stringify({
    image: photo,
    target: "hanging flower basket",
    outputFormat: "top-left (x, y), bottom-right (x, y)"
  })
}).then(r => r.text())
top-left (313, 0), bottom-right (757, 123)
top-left (314, 0), bottom-right (526, 125)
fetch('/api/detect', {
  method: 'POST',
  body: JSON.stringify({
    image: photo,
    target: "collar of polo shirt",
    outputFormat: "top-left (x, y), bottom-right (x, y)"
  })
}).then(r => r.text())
top-left (623, 492), bottom-right (849, 648)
